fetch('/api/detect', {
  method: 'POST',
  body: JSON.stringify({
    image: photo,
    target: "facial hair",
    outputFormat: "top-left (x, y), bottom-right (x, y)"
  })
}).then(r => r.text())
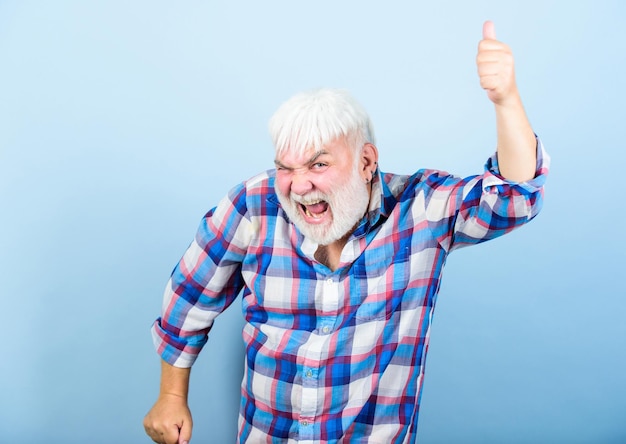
top-left (276, 160), bottom-right (371, 246)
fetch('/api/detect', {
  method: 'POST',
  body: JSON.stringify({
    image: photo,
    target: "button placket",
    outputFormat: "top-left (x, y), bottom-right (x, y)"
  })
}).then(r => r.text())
top-left (319, 276), bottom-right (339, 334)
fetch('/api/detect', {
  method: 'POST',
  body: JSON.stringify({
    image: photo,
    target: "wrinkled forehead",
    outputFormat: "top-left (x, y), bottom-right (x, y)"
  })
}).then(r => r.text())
top-left (274, 148), bottom-right (322, 168)
top-left (274, 136), bottom-right (354, 168)
top-left (273, 127), bottom-right (355, 158)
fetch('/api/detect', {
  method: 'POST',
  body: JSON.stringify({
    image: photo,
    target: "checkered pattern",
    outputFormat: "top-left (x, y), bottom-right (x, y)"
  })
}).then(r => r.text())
top-left (152, 140), bottom-right (549, 443)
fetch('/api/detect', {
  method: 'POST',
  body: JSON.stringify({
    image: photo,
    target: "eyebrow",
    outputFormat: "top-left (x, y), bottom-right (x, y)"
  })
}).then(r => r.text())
top-left (274, 150), bottom-right (330, 170)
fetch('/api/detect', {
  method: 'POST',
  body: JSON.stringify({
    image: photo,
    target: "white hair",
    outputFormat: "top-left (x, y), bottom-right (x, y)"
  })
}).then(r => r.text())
top-left (269, 88), bottom-right (376, 156)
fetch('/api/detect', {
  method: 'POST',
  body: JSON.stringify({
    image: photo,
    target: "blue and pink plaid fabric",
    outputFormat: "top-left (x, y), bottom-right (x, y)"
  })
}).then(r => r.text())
top-left (152, 140), bottom-right (549, 443)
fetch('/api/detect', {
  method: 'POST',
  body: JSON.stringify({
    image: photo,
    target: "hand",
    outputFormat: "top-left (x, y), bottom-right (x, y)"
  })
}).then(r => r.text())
top-left (143, 393), bottom-right (193, 444)
top-left (476, 21), bottom-right (519, 106)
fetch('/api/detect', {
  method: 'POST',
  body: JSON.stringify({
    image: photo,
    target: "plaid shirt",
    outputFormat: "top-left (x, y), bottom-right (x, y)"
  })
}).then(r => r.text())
top-left (152, 140), bottom-right (549, 443)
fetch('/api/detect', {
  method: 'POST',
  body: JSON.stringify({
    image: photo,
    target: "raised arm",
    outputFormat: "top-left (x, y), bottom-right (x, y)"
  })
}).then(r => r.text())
top-left (477, 20), bottom-right (537, 182)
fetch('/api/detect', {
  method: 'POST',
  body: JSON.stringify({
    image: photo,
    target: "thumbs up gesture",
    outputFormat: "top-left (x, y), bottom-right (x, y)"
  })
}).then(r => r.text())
top-left (477, 21), bottom-right (519, 106)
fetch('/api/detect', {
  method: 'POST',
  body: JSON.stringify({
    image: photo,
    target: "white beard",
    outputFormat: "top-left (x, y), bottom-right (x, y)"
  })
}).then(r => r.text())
top-left (276, 161), bottom-right (371, 246)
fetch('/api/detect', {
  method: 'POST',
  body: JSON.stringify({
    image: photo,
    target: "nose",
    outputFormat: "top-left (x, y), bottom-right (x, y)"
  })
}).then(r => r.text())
top-left (290, 171), bottom-right (313, 196)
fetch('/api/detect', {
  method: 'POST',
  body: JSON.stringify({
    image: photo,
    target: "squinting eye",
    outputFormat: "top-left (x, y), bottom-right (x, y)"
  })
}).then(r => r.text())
top-left (312, 163), bottom-right (327, 169)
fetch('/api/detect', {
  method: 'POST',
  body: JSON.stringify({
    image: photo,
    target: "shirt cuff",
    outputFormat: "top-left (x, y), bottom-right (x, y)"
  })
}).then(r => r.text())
top-left (151, 319), bottom-right (201, 368)
top-left (482, 135), bottom-right (550, 194)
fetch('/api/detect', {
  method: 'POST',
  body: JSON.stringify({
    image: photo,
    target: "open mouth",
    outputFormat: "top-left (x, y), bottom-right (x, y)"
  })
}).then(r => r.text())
top-left (300, 199), bottom-right (329, 220)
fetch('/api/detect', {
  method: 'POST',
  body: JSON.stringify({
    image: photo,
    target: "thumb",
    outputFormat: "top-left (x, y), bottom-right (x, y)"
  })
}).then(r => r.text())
top-left (178, 419), bottom-right (192, 444)
top-left (482, 20), bottom-right (496, 40)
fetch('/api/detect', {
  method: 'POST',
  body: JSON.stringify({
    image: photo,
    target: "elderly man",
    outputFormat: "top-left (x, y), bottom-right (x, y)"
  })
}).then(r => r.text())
top-left (144, 21), bottom-right (549, 444)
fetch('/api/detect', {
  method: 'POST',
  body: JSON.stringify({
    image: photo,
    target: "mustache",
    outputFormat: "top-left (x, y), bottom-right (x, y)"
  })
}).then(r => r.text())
top-left (288, 191), bottom-right (329, 205)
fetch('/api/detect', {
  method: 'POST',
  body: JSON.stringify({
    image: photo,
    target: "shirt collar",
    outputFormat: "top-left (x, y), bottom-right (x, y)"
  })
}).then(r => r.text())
top-left (352, 166), bottom-right (396, 237)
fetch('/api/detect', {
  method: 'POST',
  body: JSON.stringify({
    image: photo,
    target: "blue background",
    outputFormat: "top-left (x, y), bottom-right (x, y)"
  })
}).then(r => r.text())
top-left (1, 1), bottom-right (625, 443)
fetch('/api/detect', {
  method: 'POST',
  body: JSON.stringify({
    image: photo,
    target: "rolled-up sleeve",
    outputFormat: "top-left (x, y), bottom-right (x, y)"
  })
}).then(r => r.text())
top-left (482, 136), bottom-right (550, 200)
top-left (449, 136), bottom-right (550, 251)
top-left (421, 136), bottom-right (549, 253)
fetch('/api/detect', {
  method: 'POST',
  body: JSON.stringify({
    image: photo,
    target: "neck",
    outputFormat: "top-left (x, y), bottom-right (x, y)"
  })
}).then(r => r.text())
top-left (315, 233), bottom-right (350, 271)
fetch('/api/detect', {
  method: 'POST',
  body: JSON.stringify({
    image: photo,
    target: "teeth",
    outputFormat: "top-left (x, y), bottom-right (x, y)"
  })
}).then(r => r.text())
top-left (301, 199), bottom-right (322, 205)
top-left (304, 207), bottom-right (324, 219)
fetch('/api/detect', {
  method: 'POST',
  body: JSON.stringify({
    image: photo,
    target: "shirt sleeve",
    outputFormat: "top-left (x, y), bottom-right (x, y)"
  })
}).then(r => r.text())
top-left (151, 182), bottom-right (253, 368)
top-left (423, 136), bottom-right (550, 253)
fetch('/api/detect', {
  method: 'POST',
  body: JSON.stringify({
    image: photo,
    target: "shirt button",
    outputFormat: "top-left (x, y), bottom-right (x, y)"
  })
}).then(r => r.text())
top-left (306, 370), bottom-right (313, 377)
top-left (301, 420), bottom-right (309, 426)
top-left (326, 278), bottom-right (333, 284)
top-left (322, 326), bottom-right (330, 334)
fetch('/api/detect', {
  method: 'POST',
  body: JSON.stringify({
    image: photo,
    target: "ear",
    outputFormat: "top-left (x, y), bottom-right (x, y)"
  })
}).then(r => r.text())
top-left (359, 143), bottom-right (379, 181)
